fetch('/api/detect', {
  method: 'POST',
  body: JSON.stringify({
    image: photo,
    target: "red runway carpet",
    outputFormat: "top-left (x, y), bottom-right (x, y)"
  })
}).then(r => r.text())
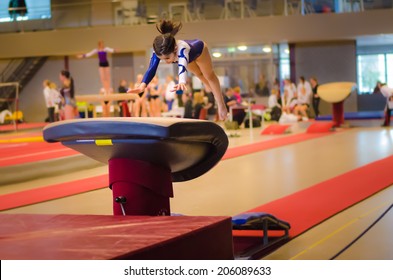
top-left (0, 122), bottom-right (47, 132)
top-left (0, 175), bottom-right (109, 211)
top-left (223, 132), bottom-right (332, 160)
top-left (235, 154), bottom-right (393, 238)
top-left (0, 126), bottom-right (331, 167)
top-left (0, 141), bottom-right (78, 167)
top-left (0, 132), bottom-right (335, 210)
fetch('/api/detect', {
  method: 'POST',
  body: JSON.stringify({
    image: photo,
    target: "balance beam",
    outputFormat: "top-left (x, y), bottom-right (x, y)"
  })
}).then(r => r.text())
top-left (75, 93), bottom-right (139, 102)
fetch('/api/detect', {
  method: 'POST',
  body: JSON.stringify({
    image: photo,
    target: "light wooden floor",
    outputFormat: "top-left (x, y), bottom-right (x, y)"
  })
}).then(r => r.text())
top-left (1, 120), bottom-right (393, 259)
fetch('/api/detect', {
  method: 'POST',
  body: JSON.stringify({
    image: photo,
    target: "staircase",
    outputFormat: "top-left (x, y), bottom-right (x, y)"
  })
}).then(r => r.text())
top-left (0, 57), bottom-right (48, 112)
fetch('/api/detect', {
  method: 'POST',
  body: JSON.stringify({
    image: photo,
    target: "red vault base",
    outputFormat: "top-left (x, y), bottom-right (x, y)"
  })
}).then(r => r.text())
top-left (0, 214), bottom-right (234, 260)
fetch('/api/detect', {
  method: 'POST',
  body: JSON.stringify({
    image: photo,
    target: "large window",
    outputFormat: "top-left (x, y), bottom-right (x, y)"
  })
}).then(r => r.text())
top-left (0, 0), bottom-right (51, 22)
top-left (357, 54), bottom-right (386, 94)
top-left (386, 54), bottom-right (393, 87)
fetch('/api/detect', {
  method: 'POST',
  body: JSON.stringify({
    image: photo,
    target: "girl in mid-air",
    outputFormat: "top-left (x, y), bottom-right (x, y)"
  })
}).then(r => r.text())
top-left (128, 20), bottom-right (227, 120)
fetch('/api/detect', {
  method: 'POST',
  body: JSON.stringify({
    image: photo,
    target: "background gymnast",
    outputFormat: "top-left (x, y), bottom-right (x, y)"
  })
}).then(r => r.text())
top-left (127, 19), bottom-right (228, 120)
top-left (78, 40), bottom-right (115, 116)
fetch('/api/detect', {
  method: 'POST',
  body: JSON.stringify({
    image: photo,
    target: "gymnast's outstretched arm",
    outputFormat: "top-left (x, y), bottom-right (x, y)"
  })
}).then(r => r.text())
top-left (128, 53), bottom-right (160, 94)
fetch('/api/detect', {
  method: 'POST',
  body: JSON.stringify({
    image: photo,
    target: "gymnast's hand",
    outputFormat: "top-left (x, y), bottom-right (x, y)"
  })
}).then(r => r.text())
top-left (127, 83), bottom-right (146, 94)
top-left (171, 83), bottom-right (187, 92)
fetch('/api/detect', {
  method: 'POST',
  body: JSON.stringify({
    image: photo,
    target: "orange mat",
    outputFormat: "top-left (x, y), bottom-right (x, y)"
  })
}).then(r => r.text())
top-left (306, 121), bottom-right (335, 133)
top-left (261, 124), bottom-right (291, 135)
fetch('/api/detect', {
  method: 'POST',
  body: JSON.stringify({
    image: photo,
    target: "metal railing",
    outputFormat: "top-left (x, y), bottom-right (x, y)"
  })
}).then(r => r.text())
top-left (0, 0), bottom-right (392, 33)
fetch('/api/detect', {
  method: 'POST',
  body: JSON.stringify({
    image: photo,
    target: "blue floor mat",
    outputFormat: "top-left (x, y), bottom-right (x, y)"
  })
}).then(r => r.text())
top-left (316, 111), bottom-right (384, 120)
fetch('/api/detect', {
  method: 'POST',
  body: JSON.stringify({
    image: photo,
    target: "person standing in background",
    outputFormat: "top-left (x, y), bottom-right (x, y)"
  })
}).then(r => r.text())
top-left (294, 76), bottom-right (312, 121)
top-left (310, 76), bottom-right (320, 118)
top-left (204, 90), bottom-right (216, 121)
top-left (164, 75), bottom-right (176, 111)
top-left (42, 80), bottom-right (60, 122)
top-left (8, 0), bottom-right (27, 20)
top-left (374, 82), bottom-right (393, 127)
top-left (118, 79), bottom-right (130, 117)
top-left (147, 76), bottom-right (163, 117)
top-left (77, 40), bottom-right (115, 96)
top-left (132, 74), bottom-right (148, 117)
top-left (59, 70), bottom-right (77, 120)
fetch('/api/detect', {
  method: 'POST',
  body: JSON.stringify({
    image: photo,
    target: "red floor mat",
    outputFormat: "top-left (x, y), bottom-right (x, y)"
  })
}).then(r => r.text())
top-left (224, 132), bottom-right (332, 160)
top-left (261, 124), bottom-right (291, 135)
top-left (0, 132), bottom-right (335, 210)
top-left (306, 121), bottom-right (335, 133)
top-left (0, 175), bottom-right (109, 211)
top-left (235, 154), bottom-right (393, 239)
top-left (0, 142), bottom-right (78, 167)
top-left (0, 122), bottom-right (47, 132)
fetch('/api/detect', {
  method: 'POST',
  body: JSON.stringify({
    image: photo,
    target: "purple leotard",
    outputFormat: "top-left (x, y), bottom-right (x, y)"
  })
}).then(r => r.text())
top-left (98, 51), bottom-right (108, 65)
top-left (142, 39), bottom-right (204, 85)
top-left (84, 47), bottom-right (115, 67)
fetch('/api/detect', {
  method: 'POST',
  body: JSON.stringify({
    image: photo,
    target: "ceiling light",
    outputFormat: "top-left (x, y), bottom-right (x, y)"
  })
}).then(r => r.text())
top-left (262, 46), bottom-right (272, 53)
top-left (212, 52), bottom-right (222, 58)
top-left (237, 45), bottom-right (247, 51)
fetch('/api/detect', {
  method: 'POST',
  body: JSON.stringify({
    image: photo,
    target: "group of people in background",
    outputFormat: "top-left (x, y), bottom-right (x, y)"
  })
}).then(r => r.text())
top-left (42, 70), bottom-right (77, 122)
top-left (42, 70), bottom-right (324, 125)
top-left (38, 19), bottom-right (393, 128)
top-left (117, 74), bottom-right (217, 120)
top-left (266, 75), bottom-right (320, 123)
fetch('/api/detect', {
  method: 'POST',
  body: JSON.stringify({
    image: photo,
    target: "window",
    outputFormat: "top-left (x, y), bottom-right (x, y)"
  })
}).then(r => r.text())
top-left (0, 0), bottom-right (51, 22)
top-left (357, 54), bottom-right (386, 94)
top-left (386, 54), bottom-right (393, 87)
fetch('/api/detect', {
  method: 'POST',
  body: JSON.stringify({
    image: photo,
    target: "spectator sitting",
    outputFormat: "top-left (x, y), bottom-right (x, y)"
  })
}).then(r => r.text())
top-left (294, 76), bottom-right (312, 121)
top-left (282, 78), bottom-right (297, 114)
top-left (232, 86), bottom-right (242, 104)
top-left (192, 91), bottom-right (205, 119)
top-left (267, 88), bottom-right (282, 121)
top-left (224, 87), bottom-right (246, 126)
top-left (182, 92), bottom-right (193, 119)
top-left (204, 89), bottom-right (216, 121)
top-left (118, 79), bottom-right (129, 117)
top-left (224, 88), bottom-right (238, 109)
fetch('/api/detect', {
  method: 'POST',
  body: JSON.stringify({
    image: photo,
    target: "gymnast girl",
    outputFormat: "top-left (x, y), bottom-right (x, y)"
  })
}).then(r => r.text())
top-left (127, 20), bottom-right (228, 120)
top-left (78, 40), bottom-right (115, 116)
top-left (59, 70), bottom-right (77, 120)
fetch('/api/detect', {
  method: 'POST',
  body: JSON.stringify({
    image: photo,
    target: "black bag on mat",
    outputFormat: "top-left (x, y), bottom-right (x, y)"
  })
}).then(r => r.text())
top-left (244, 117), bottom-right (261, 128)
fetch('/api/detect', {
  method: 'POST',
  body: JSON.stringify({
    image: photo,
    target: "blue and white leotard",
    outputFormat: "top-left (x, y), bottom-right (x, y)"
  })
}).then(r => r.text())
top-left (142, 39), bottom-right (204, 85)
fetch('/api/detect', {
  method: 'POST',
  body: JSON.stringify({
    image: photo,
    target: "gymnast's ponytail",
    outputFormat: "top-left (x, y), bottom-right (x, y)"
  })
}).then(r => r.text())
top-left (156, 19), bottom-right (182, 36)
top-left (153, 20), bottom-right (182, 56)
